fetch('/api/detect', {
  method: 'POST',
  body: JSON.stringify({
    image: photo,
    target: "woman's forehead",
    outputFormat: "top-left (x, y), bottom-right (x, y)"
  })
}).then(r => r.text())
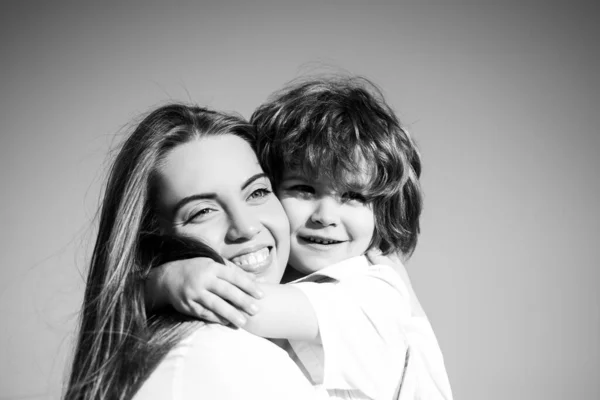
top-left (156, 135), bottom-right (263, 207)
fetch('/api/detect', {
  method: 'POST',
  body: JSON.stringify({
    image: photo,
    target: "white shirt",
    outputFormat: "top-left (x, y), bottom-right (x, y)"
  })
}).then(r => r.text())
top-left (134, 323), bottom-right (328, 400)
top-left (288, 256), bottom-right (453, 400)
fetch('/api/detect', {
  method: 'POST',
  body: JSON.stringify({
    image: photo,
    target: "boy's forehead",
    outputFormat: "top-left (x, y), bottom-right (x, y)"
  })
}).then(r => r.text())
top-left (281, 162), bottom-right (373, 188)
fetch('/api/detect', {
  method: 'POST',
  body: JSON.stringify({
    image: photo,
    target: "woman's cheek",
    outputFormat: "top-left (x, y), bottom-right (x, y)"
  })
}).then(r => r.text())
top-left (177, 222), bottom-right (224, 253)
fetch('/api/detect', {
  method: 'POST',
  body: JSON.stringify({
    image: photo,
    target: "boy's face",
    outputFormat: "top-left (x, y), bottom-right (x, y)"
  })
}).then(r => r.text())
top-left (277, 169), bottom-right (375, 275)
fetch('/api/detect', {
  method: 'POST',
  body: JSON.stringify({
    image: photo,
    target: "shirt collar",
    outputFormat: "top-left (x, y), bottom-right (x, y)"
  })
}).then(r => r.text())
top-left (290, 255), bottom-right (370, 284)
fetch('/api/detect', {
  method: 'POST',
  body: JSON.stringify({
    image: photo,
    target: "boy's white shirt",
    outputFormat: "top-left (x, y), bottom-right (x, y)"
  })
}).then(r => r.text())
top-left (287, 255), bottom-right (453, 400)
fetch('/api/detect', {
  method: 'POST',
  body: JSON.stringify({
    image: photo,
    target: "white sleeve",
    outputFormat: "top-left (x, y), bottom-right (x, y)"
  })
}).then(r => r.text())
top-left (290, 265), bottom-right (411, 400)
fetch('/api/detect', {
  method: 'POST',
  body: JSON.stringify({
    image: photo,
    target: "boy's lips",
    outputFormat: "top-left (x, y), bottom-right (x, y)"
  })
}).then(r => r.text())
top-left (298, 235), bottom-right (346, 246)
top-left (229, 246), bottom-right (273, 274)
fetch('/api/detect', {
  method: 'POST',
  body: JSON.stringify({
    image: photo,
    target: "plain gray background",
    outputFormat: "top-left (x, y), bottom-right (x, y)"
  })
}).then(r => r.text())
top-left (1, 1), bottom-right (598, 399)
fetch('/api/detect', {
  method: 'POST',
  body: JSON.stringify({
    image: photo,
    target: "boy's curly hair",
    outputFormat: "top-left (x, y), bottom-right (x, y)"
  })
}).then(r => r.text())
top-left (251, 75), bottom-right (423, 257)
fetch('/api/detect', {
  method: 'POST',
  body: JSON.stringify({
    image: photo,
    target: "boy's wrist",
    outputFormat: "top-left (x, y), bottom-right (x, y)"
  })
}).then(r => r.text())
top-left (145, 266), bottom-right (169, 311)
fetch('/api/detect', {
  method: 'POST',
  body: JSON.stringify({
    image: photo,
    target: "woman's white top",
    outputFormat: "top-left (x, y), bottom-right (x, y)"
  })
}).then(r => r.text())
top-left (133, 323), bottom-right (328, 400)
top-left (288, 256), bottom-right (453, 400)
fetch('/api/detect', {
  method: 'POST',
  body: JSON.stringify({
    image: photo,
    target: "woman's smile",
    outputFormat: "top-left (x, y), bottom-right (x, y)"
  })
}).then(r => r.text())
top-left (229, 246), bottom-right (273, 273)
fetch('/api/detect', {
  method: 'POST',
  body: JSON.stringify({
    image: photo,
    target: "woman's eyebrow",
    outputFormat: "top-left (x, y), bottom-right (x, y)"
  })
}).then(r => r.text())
top-left (241, 173), bottom-right (268, 189)
top-left (172, 173), bottom-right (268, 216)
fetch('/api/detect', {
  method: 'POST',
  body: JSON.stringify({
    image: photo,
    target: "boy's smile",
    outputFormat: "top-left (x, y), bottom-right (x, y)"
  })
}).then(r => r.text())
top-left (299, 235), bottom-right (345, 246)
top-left (277, 171), bottom-right (375, 275)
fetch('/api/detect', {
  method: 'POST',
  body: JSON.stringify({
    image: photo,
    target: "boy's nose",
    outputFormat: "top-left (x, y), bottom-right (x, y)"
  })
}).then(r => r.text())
top-left (310, 197), bottom-right (340, 227)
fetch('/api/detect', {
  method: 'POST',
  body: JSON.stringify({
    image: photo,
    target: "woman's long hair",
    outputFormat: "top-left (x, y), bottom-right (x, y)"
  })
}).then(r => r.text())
top-left (64, 104), bottom-right (256, 400)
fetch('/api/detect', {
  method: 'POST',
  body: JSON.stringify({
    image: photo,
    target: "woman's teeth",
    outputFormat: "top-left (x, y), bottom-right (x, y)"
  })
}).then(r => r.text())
top-left (231, 247), bottom-right (270, 267)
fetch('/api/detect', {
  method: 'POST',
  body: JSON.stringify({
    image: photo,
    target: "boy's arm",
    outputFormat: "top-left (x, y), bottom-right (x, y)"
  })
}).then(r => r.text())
top-left (145, 257), bottom-right (319, 341)
top-left (145, 264), bottom-right (173, 311)
top-left (145, 258), bottom-right (264, 327)
top-left (243, 283), bottom-right (319, 341)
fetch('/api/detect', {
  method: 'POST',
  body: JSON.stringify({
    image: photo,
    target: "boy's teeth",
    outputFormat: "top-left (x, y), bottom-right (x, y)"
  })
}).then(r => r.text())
top-left (307, 237), bottom-right (337, 244)
top-left (231, 248), bottom-right (269, 266)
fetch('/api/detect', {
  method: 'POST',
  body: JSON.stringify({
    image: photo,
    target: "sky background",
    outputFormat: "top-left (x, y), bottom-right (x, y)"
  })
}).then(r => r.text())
top-left (1, 1), bottom-right (599, 399)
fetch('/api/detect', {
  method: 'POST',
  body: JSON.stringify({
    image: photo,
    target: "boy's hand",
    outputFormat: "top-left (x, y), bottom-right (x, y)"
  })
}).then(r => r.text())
top-left (147, 257), bottom-right (263, 327)
top-left (366, 248), bottom-right (406, 277)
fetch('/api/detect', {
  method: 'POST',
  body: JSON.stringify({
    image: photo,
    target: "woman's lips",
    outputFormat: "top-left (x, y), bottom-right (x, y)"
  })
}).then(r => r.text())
top-left (230, 246), bottom-right (273, 273)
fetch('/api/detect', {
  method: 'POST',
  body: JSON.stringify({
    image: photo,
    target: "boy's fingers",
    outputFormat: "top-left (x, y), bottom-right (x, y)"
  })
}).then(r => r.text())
top-left (365, 250), bottom-right (412, 285)
top-left (366, 248), bottom-right (387, 265)
top-left (218, 267), bottom-right (263, 299)
top-left (389, 251), bottom-right (404, 265)
top-left (186, 302), bottom-right (228, 325)
top-left (222, 259), bottom-right (258, 282)
top-left (196, 291), bottom-right (248, 328)
top-left (366, 249), bottom-right (405, 268)
top-left (222, 258), bottom-right (245, 269)
top-left (211, 279), bottom-right (259, 316)
top-left (367, 247), bottom-right (382, 257)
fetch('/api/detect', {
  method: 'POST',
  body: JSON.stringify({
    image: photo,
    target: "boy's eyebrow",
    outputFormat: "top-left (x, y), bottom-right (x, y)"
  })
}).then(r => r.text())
top-left (172, 173), bottom-right (268, 215)
top-left (281, 172), bottom-right (307, 181)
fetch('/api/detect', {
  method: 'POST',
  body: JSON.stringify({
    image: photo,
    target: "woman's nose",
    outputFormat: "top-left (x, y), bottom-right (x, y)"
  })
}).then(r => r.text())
top-left (310, 197), bottom-right (340, 227)
top-left (226, 205), bottom-right (261, 241)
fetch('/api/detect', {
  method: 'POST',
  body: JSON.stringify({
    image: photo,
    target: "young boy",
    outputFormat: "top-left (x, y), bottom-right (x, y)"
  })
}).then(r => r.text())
top-left (148, 76), bottom-right (453, 399)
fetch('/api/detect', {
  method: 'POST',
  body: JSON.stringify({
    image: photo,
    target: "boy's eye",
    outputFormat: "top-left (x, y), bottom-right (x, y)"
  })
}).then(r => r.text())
top-left (248, 187), bottom-right (272, 200)
top-left (289, 184), bottom-right (315, 194)
top-left (341, 191), bottom-right (367, 204)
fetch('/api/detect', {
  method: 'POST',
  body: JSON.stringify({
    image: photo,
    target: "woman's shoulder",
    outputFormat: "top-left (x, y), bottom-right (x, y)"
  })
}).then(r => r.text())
top-left (135, 324), bottom-right (319, 400)
top-left (184, 323), bottom-right (289, 356)
top-left (143, 323), bottom-right (290, 377)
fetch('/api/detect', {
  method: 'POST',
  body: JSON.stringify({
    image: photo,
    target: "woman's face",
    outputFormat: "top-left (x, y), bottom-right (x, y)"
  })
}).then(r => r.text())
top-left (154, 134), bottom-right (290, 284)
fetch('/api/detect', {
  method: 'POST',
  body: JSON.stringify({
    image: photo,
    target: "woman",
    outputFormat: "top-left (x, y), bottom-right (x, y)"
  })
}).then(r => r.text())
top-left (65, 104), bottom-right (323, 400)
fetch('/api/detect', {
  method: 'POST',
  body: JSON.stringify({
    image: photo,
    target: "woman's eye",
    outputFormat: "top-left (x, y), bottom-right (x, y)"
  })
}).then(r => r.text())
top-left (342, 191), bottom-right (367, 204)
top-left (248, 187), bottom-right (272, 200)
top-left (186, 208), bottom-right (214, 223)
